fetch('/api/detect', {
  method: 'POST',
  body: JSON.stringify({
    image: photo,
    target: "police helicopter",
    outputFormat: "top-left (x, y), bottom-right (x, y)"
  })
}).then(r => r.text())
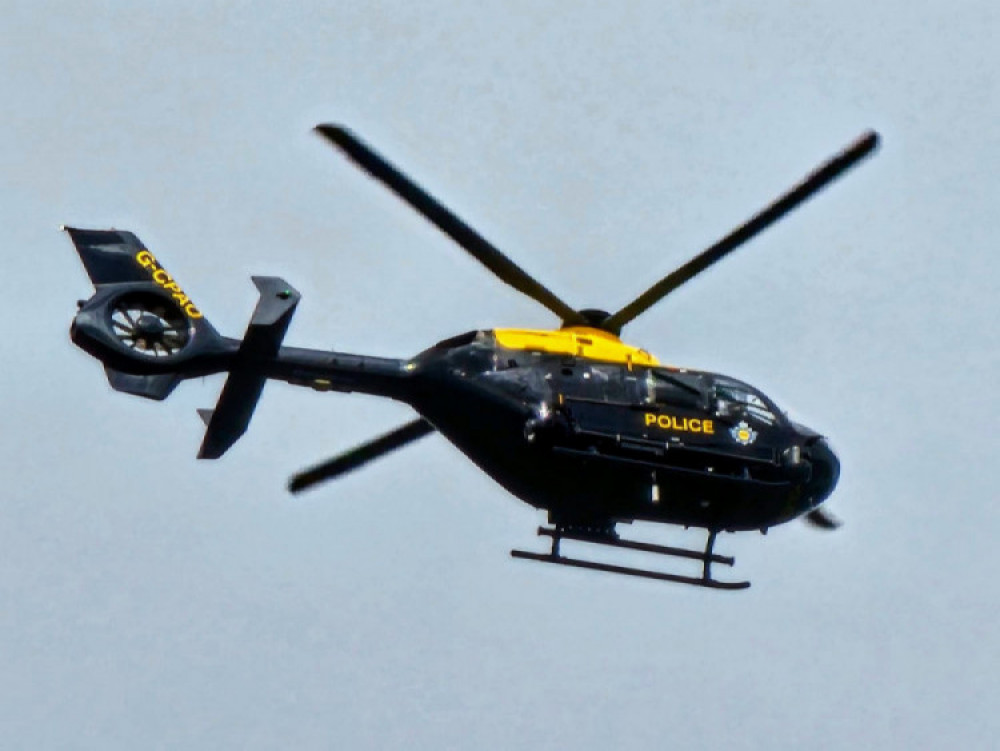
top-left (65, 125), bottom-right (879, 589)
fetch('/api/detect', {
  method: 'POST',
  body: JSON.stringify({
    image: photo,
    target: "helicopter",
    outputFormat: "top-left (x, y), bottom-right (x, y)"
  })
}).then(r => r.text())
top-left (65, 124), bottom-right (879, 589)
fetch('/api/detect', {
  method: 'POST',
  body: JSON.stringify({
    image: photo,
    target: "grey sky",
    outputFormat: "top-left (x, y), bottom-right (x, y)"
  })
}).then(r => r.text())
top-left (2, 2), bottom-right (997, 749)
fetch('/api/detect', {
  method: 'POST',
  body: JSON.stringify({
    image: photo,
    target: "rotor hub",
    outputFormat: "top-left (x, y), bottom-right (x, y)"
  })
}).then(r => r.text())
top-left (135, 313), bottom-right (167, 337)
top-left (570, 308), bottom-right (615, 331)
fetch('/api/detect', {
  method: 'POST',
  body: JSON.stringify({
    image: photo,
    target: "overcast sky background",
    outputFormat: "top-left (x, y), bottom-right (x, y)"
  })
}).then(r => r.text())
top-left (2, 2), bottom-right (997, 749)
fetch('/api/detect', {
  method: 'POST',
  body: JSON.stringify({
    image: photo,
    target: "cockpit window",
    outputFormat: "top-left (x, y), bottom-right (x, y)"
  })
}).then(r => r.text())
top-left (713, 378), bottom-right (778, 425)
top-left (645, 369), bottom-right (706, 409)
top-left (561, 364), bottom-right (642, 402)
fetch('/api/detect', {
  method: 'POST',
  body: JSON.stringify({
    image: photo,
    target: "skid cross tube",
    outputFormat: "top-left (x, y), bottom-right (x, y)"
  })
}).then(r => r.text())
top-left (510, 526), bottom-right (750, 590)
top-left (536, 526), bottom-right (735, 566)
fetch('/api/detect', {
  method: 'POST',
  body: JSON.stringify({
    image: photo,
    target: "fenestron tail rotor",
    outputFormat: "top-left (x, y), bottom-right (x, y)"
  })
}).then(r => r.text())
top-left (109, 292), bottom-right (190, 358)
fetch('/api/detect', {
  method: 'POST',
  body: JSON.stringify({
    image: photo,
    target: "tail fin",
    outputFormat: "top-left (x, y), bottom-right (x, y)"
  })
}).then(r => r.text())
top-left (65, 227), bottom-right (176, 285)
top-left (65, 226), bottom-right (210, 319)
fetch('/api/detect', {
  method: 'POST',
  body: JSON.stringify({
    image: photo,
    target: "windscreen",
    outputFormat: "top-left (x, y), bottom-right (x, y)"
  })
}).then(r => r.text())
top-left (712, 377), bottom-right (779, 426)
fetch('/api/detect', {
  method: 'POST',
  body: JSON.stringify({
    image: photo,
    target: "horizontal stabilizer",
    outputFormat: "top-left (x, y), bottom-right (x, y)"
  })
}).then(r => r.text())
top-left (198, 277), bottom-right (300, 459)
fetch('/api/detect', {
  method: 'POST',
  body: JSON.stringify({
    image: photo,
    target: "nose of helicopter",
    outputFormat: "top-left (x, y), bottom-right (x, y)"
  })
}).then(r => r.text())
top-left (804, 437), bottom-right (840, 507)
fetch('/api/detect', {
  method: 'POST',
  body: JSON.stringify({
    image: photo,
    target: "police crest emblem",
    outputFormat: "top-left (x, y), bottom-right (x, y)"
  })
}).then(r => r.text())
top-left (730, 420), bottom-right (757, 446)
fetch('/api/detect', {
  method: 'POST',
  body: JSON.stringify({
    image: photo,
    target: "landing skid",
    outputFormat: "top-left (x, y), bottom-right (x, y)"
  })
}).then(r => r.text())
top-left (511, 526), bottom-right (750, 590)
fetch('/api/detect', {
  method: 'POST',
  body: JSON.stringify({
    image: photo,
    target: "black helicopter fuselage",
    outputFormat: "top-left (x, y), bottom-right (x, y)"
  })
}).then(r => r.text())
top-left (269, 328), bottom-right (839, 533)
top-left (64, 124), bottom-right (877, 587)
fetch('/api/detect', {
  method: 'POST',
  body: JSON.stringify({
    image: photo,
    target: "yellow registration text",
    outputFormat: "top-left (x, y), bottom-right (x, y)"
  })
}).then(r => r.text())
top-left (644, 413), bottom-right (714, 435)
top-left (135, 250), bottom-right (203, 319)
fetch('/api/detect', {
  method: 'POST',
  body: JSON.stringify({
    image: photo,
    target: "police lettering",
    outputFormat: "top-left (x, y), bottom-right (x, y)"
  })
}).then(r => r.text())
top-left (135, 250), bottom-right (203, 319)
top-left (643, 412), bottom-right (714, 435)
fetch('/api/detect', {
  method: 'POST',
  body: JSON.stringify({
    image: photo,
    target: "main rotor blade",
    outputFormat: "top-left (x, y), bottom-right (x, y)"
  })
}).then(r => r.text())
top-left (288, 418), bottom-right (435, 494)
top-left (315, 124), bottom-right (585, 326)
top-left (804, 507), bottom-right (842, 530)
top-left (603, 131), bottom-right (880, 333)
